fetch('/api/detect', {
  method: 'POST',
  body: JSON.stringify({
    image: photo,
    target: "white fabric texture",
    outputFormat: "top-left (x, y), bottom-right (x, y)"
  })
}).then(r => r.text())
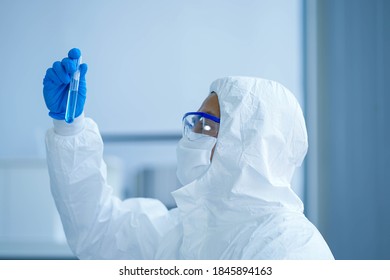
top-left (172, 76), bottom-right (333, 259)
top-left (176, 133), bottom-right (217, 185)
top-left (53, 113), bottom-right (85, 136)
top-left (45, 76), bottom-right (334, 259)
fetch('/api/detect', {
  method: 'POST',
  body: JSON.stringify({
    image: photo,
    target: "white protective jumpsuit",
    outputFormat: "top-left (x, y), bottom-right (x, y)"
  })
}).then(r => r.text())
top-left (45, 76), bottom-right (334, 260)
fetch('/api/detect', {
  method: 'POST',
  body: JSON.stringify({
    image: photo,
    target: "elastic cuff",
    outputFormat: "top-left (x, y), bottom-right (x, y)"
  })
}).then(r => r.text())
top-left (53, 113), bottom-right (86, 136)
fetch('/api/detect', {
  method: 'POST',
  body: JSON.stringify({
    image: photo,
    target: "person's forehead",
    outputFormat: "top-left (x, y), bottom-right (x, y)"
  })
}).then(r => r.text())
top-left (198, 93), bottom-right (220, 117)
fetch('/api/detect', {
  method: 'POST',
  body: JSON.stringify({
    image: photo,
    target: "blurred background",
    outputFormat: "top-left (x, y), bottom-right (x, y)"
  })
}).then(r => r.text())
top-left (0, 0), bottom-right (388, 259)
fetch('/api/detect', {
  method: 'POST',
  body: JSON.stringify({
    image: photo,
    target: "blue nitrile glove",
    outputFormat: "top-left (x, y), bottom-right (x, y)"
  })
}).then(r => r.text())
top-left (43, 48), bottom-right (88, 120)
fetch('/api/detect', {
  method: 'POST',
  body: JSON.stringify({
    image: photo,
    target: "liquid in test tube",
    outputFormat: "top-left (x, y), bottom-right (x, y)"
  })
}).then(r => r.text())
top-left (65, 56), bottom-right (82, 123)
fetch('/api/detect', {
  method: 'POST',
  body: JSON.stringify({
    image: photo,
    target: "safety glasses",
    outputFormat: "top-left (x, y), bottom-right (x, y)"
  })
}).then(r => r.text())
top-left (182, 112), bottom-right (220, 140)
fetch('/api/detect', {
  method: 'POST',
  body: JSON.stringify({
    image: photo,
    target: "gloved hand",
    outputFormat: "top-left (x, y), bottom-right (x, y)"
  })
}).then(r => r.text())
top-left (43, 48), bottom-right (88, 120)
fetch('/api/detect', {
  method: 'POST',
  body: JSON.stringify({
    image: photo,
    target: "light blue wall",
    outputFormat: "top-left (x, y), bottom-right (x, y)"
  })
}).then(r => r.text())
top-left (306, 0), bottom-right (390, 259)
top-left (0, 0), bottom-right (303, 157)
top-left (0, 0), bottom-right (304, 258)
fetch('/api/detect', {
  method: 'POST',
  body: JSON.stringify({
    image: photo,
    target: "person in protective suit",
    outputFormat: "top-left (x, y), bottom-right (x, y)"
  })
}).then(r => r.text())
top-left (43, 48), bottom-right (334, 260)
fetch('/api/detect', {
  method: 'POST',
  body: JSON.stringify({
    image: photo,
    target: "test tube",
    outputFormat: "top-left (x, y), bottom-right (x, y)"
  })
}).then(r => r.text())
top-left (65, 56), bottom-right (82, 124)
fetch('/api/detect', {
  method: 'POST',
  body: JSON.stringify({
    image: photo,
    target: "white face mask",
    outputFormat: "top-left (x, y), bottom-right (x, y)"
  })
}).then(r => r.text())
top-left (176, 133), bottom-right (217, 185)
